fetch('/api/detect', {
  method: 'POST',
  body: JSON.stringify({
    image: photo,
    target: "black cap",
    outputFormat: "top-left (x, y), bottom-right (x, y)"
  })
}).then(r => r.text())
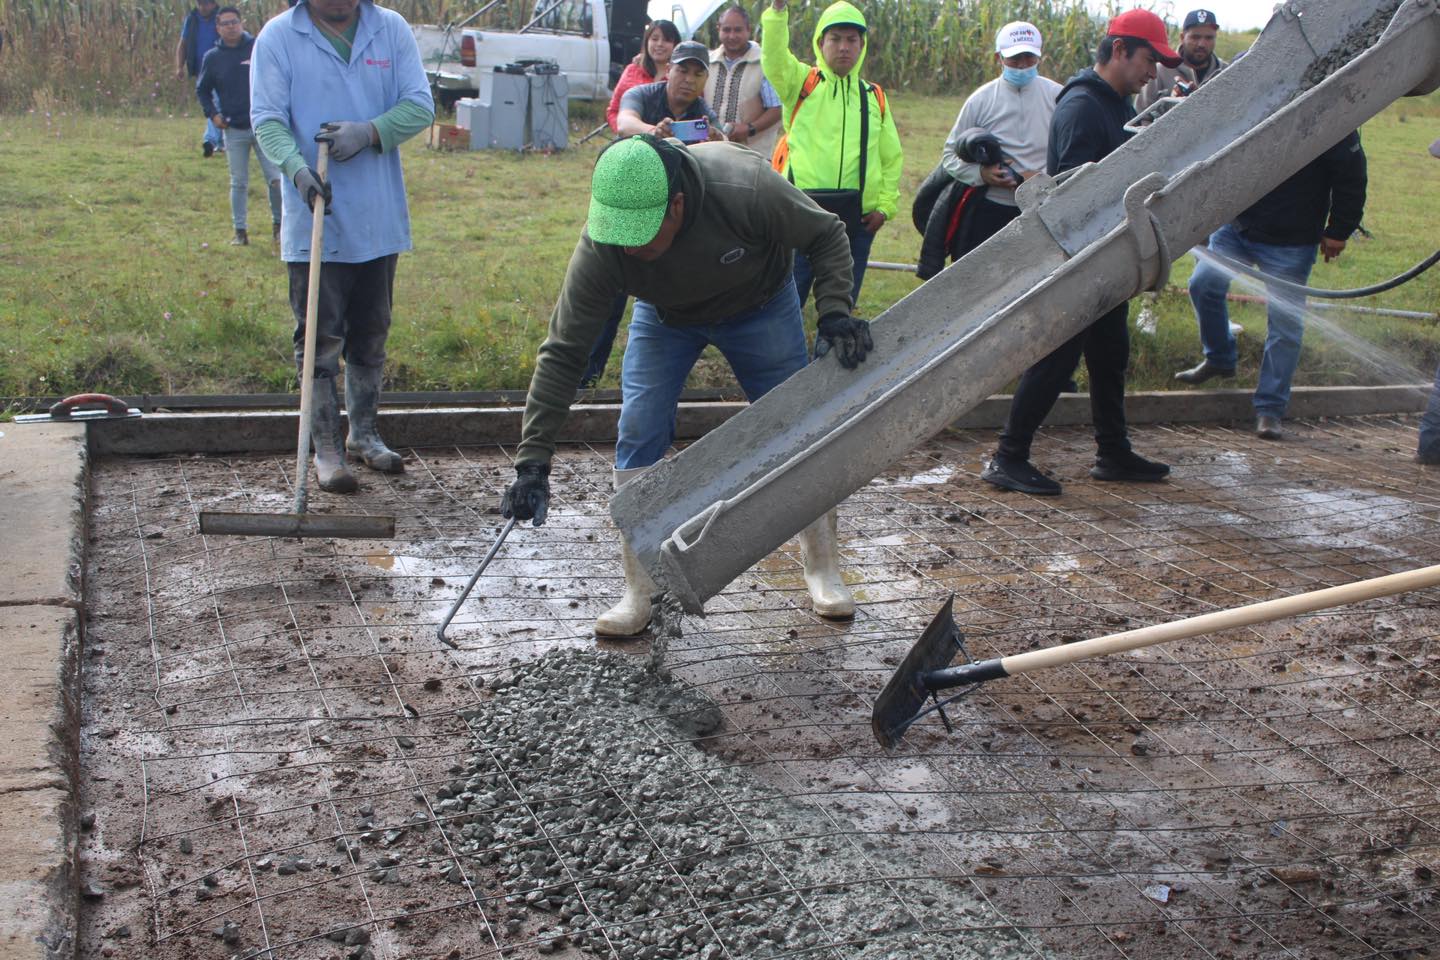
top-left (670, 40), bottom-right (710, 68)
top-left (1183, 9), bottom-right (1218, 30)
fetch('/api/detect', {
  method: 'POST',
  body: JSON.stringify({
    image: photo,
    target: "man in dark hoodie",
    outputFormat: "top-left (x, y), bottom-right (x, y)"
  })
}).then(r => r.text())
top-left (981, 9), bottom-right (1179, 497)
top-left (501, 135), bottom-right (868, 637)
top-left (196, 7), bottom-right (281, 246)
top-left (1176, 131), bottom-right (1366, 441)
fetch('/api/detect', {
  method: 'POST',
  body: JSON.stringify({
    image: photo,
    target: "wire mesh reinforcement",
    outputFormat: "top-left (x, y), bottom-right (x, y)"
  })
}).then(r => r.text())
top-left (77, 415), bottom-right (1440, 960)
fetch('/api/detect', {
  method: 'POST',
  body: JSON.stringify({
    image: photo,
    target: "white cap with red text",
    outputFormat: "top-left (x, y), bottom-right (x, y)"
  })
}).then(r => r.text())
top-left (995, 21), bottom-right (1042, 57)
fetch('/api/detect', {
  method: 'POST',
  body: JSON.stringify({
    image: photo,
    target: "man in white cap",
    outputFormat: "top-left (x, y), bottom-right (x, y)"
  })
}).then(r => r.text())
top-left (938, 20), bottom-right (1062, 261)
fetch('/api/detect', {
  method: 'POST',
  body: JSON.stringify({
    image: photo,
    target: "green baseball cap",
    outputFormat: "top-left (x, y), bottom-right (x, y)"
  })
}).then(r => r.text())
top-left (587, 136), bottom-right (672, 247)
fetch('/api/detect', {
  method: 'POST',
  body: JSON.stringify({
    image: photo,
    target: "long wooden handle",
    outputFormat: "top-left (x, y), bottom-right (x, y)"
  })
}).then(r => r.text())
top-left (293, 142), bottom-right (330, 516)
top-left (997, 563), bottom-right (1440, 678)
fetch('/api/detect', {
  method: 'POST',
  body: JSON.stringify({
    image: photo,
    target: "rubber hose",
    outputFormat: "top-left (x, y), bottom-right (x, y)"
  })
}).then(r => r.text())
top-left (1203, 248), bottom-right (1440, 300)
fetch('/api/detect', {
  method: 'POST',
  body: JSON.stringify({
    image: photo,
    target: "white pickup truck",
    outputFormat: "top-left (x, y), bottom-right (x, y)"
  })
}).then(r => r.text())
top-left (412, 0), bottom-right (726, 108)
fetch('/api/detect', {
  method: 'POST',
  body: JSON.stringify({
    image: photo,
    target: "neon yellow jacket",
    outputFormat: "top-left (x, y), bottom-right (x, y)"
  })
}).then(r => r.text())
top-left (760, 2), bottom-right (903, 220)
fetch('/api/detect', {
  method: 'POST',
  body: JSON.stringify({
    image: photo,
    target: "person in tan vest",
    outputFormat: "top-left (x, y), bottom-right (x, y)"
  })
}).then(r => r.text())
top-left (704, 5), bottom-right (782, 157)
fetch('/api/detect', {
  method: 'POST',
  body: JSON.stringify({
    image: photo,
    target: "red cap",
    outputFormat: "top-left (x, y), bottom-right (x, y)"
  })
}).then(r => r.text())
top-left (1105, 9), bottom-right (1182, 68)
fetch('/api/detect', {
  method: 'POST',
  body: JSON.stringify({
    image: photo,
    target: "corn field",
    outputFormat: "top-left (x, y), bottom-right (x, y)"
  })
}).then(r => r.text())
top-left (0, 0), bottom-right (1110, 112)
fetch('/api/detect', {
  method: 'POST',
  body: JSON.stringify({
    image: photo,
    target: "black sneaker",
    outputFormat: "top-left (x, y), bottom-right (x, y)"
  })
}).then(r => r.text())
top-left (1091, 450), bottom-right (1170, 482)
top-left (981, 456), bottom-right (1061, 496)
top-left (203, 141), bottom-right (215, 158)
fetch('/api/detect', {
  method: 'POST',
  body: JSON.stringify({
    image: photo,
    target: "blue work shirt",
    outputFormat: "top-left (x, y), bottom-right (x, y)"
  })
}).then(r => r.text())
top-left (250, 0), bottom-right (433, 263)
top-left (181, 8), bottom-right (220, 76)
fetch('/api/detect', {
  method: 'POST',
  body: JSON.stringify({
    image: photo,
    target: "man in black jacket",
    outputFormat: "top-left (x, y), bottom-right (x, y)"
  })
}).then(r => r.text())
top-left (196, 7), bottom-right (281, 246)
top-left (1176, 133), bottom-right (1367, 440)
top-left (981, 9), bottom-right (1179, 497)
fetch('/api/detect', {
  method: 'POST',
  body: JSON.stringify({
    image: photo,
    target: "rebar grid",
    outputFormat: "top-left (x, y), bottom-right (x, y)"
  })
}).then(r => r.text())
top-left (76, 415), bottom-right (1440, 960)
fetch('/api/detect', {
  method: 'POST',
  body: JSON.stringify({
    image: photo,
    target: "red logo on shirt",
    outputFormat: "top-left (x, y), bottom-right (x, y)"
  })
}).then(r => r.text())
top-left (365, 58), bottom-right (391, 68)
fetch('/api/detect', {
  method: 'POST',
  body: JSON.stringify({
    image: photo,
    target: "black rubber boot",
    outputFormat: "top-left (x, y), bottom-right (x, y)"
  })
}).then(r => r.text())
top-left (1091, 450), bottom-right (1170, 482)
top-left (311, 377), bottom-right (358, 494)
top-left (345, 363), bottom-right (405, 473)
top-left (980, 456), bottom-right (1061, 496)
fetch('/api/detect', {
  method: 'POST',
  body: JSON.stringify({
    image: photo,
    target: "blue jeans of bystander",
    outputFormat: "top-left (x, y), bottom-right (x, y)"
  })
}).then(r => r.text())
top-left (223, 126), bottom-right (282, 232)
top-left (1187, 223), bottom-right (1318, 417)
top-left (793, 228), bottom-right (874, 314)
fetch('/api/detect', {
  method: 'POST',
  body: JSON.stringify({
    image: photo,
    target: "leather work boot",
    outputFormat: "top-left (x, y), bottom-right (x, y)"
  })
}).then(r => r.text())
top-left (797, 509), bottom-right (854, 619)
top-left (229, 229), bottom-right (248, 246)
top-left (595, 467), bottom-right (657, 637)
top-left (1256, 415), bottom-right (1283, 440)
top-left (311, 377), bottom-right (358, 494)
top-left (344, 363), bottom-right (405, 473)
top-left (1174, 360), bottom-right (1236, 385)
top-left (980, 456), bottom-right (1061, 496)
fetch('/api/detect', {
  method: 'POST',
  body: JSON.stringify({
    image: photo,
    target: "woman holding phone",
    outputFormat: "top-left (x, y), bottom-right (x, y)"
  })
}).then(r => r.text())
top-left (605, 20), bottom-right (681, 133)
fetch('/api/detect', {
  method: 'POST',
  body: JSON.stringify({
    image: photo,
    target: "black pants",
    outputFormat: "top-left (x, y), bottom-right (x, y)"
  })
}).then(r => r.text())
top-left (950, 195), bottom-right (1021, 262)
top-left (288, 254), bottom-right (398, 380)
top-left (996, 301), bottom-right (1132, 462)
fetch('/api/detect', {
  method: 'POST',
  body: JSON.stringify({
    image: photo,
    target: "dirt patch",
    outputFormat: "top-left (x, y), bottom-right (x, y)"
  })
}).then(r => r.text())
top-left (76, 416), bottom-right (1440, 959)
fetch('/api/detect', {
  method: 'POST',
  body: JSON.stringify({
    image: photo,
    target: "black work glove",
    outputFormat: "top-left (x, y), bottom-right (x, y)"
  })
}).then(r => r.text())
top-left (292, 166), bottom-right (332, 213)
top-left (500, 462), bottom-right (551, 526)
top-left (315, 120), bottom-right (378, 162)
top-left (814, 314), bottom-right (874, 369)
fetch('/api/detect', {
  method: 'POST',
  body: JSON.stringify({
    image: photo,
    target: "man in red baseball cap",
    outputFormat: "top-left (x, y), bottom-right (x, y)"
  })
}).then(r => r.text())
top-left (981, 8), bottom-right (1179, 496)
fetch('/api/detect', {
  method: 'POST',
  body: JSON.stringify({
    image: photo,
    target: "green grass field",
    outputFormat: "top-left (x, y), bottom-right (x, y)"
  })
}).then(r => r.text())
top-left (1, 91), bottom-right (1437, 401)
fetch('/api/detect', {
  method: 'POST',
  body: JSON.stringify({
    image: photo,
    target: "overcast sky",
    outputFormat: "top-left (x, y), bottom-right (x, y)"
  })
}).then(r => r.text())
top-left (1094, 0), bottom-right (1275, 32)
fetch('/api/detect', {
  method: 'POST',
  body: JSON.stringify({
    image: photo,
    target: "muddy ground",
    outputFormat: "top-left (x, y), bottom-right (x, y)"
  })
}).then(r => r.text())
top-left (76, 416), bottom-right (1439, 959)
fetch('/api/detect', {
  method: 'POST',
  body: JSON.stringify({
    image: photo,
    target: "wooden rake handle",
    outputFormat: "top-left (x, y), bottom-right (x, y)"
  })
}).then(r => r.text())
top-left (995, 563), bottom-right (1440, 680)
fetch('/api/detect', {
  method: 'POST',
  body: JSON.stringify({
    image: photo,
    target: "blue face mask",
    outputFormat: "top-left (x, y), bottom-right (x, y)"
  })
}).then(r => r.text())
top-left (1003, 65), bottom-right (1038, 87)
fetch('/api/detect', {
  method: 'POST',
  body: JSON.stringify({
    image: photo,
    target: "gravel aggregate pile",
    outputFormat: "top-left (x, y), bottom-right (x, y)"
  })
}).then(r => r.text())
top-left (432, 647), bottom-right (1033, 960)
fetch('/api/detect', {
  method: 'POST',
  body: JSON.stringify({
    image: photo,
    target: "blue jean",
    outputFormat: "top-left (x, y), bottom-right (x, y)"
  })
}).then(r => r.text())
top-left (1187, 223), bottom-right (1317, 417)
top-left (1420, 361), bottom-right (1440, 461)
top-left (224, 126), bottom-right (282, 232)
top-left (205, 92), bottom-right (224, 149)
top-left (793, 228), bottom-right (874, 312)
top-left (616, 278), bottom-right (808, 469)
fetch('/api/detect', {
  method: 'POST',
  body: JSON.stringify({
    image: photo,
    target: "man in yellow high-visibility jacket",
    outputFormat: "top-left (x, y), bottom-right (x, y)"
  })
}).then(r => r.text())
top-left (761, 0), bottom-right (903, 313)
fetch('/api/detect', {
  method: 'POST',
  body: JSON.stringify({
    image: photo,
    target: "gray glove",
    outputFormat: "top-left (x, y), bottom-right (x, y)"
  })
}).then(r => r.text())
top-left (315, 120), bottom-right (377, 162)
top-left (292, 166), bottom-right (331, 213)
top-left (500, 463), bottom-right (551, 526)
top-left (814, 314), bottom-right (874, 369)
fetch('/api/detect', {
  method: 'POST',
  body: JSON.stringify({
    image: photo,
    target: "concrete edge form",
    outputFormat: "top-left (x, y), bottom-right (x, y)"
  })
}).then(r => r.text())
top-left (0, 423), bottom-right (87, 960)
top-left (85, 384), bottom-right (1431, 457)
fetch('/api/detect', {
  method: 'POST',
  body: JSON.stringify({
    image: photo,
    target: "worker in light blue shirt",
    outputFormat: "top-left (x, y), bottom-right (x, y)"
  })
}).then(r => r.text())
top-left (251, 0), bottom-right (434, 494)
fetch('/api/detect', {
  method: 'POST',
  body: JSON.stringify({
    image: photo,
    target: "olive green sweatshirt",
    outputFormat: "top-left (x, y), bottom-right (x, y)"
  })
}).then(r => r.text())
top-left (517, 140), bottom-right (853, 466)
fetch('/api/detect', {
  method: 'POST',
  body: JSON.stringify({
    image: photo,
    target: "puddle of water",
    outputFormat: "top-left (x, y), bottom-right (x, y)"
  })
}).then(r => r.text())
top-left (364, 549), bottom-right (396, 570)
top-left (897, 464), bottom-right (957, 486)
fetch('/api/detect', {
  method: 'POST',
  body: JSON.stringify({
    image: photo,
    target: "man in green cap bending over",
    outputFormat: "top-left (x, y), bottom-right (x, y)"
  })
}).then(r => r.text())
top-left (501, 134), bottom-right (872, 637)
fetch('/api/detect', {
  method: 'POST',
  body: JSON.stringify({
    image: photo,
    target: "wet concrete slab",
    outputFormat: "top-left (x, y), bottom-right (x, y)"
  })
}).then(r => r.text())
top-left (70, 415), bottom-right (1440, 959)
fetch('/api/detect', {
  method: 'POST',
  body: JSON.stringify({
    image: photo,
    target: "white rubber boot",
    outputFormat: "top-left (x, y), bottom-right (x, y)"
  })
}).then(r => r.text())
top-left (798, 509), bottom-right (854, 619)
top-left (595, 467), bottom-right (658, 637)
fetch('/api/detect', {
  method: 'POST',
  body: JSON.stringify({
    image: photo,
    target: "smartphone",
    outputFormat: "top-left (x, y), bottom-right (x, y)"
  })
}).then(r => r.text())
top-left (670, 118), bottom-right (709, 144)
